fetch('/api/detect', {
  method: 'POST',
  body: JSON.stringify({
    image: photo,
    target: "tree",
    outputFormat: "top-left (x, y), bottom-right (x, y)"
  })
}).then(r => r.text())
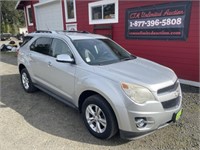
top-left (1, 0), bottom-right (25, 34)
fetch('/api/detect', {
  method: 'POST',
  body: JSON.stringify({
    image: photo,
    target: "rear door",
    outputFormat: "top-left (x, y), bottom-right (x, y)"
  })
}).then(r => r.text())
top-left (29, 37), bottom-right (53, 87)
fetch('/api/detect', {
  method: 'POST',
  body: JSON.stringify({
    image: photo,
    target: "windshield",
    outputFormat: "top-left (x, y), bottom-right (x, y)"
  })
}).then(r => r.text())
top-left (73, 39), bottom-right (136, 65)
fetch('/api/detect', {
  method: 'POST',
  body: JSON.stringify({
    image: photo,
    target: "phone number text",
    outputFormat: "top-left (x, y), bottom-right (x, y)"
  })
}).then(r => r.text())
top-left (129, 18), bottom-right (182, 28)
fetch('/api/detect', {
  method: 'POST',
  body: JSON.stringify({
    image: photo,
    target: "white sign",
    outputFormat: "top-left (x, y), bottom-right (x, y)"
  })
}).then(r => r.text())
top-left (66, 23), bottom-right (77, 31)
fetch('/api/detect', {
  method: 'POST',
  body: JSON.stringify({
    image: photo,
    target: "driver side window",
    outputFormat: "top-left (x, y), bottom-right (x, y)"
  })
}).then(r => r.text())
top-left (51, 39), bottom-right (72, 57)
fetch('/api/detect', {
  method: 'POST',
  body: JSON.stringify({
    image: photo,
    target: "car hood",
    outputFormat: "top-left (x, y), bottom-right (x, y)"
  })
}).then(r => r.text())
top-left (95, 57), bottom-right (177, 91)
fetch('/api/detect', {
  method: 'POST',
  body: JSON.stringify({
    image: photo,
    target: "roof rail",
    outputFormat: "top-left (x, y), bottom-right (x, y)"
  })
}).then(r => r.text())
top-left (62, 30), bottom-right (89, 34)
top-left (34, 30), bottom-right (90, 34)
top-left (35, 30), bottom-right (52, 33)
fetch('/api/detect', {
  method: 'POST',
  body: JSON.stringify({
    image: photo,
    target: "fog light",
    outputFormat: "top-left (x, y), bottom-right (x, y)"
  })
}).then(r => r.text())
top-left (135, 118), bottom-right (147, 128)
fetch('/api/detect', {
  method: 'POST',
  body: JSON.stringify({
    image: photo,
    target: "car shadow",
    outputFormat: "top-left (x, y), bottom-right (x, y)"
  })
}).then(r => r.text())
top-left (180, 84), bottom-right (199, 94)
top-left (0, 52), bottom-right (18, 66)
top-left (0, 74), bottom-right (129, 146)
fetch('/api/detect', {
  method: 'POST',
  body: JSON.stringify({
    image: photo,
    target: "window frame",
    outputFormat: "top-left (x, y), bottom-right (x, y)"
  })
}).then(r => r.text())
top-left (64, 0), bottom-right (77, 23)
top-left (26, 5), bottom-right (33, 26)
top-left (88, 0), bottom-right (118, 25)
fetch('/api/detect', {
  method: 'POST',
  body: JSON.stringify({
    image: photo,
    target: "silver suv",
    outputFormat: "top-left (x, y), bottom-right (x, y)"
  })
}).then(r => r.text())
top-left (18, 31), bottom-right (182, 140)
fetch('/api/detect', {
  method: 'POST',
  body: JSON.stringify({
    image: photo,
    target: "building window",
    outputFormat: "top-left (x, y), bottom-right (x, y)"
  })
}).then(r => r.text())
top-left (92, 6), bottom-right (102, 20)
top-left (64, 0), bottom-right (77, 23)
top-left (89, 0), bottom-right (118, 24)
top-left (26, 5), bottom-right (33, 26)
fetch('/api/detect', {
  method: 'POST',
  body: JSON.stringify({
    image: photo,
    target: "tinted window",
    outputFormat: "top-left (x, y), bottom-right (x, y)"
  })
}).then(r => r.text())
top-left (30, 37), bottom-right (53, 56)
top-left (51, 39), bottom-right (72, 57)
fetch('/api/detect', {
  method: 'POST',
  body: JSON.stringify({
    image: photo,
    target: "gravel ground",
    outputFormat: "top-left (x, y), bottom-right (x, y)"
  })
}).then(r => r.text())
top-left (0, 52), bottom-right (199, 150)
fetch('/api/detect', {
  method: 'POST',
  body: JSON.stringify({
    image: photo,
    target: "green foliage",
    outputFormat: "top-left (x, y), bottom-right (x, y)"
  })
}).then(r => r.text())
top-left (1, 0), bottom-right (25, 34)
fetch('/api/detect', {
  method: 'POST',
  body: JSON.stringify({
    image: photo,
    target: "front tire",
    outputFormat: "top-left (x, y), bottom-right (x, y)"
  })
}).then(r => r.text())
top-left (20, 68), bottom-right (37, 93)
top-left (82, 95), bottom-right (118, 139)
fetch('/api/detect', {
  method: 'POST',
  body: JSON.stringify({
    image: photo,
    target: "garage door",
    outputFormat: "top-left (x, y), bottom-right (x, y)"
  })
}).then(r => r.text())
top-left (34, 1), bottom-right (63, 30)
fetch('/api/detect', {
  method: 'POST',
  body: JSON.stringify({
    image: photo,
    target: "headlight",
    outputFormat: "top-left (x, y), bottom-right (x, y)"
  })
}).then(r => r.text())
top-left (121, 82), bottom-right (155, 104)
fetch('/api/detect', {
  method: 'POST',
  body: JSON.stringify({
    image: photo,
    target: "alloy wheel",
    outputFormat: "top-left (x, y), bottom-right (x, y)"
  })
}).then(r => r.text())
top-left (85, 104), bottom-right (107, 133)
top-left (22, 72), bottom-right (29, 90)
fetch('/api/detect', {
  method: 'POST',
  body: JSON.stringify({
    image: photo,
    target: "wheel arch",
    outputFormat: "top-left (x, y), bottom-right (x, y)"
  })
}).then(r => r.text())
top-left (19, 64), bottom-right (26, 73)
top-left (78, 90), bottom-right (119, 129)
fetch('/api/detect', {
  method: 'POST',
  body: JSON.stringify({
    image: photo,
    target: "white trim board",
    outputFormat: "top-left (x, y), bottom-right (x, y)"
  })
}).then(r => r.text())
top-left (15, 0), bottom-right (21, 9)
top-left (24, 7), bottom-right (28, 32)
top-left (26, 5), bottom-right (33, 26)
top-left (179, 79), bottom-right (200, 87)
top-left (34, 0), bottom-right (57, 7)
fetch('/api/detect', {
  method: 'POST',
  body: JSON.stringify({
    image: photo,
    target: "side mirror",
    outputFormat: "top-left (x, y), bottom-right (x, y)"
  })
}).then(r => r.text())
top-left (56, 54), bottom-right (74, 63)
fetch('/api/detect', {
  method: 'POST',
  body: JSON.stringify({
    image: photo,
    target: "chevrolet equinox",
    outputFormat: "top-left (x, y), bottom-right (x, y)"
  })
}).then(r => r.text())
top-left (18, 31), bottom-right (182, 140)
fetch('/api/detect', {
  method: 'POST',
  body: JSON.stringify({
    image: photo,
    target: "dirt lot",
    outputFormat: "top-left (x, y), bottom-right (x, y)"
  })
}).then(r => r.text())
top-left (0, 52), bottom-right (199, 150)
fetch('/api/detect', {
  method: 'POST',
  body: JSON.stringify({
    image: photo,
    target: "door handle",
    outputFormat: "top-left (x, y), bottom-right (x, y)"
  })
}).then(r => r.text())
top-left (48, 61), bottom-right (52, 67)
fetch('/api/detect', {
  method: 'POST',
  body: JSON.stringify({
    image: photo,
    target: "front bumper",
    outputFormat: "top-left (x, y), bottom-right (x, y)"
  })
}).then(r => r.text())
top-left (119, 107), bottom-right (182, 140)
top-left (114, 80), bottom-right (182, 140)
top-left (118, 95), bottom-right (182, 139)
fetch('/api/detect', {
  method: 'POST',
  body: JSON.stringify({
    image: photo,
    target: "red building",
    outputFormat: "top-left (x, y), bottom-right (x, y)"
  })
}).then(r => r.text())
top-left (16, 0), bottom-right (199, 87)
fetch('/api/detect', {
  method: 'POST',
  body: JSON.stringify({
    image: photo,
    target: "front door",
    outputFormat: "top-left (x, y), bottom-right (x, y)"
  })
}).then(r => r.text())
top-left (45, 38), bottom-right (76, 102)
top-left (29, 37), bottom-right (76, 102)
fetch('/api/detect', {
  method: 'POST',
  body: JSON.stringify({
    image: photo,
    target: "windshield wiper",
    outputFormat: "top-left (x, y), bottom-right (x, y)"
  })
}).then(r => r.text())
top-left (120, 57), bottom-right (131, 61)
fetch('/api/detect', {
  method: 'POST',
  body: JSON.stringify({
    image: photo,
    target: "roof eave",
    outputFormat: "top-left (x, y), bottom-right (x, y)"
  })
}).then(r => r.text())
top-left (15, 0), bottom-right (24, 10)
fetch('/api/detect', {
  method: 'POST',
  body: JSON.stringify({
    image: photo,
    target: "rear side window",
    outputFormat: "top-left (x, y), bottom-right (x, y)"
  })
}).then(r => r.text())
top-left (30, 37), bottom-right (53, 56)
top-left (20, 36), bottom-right (33, 47)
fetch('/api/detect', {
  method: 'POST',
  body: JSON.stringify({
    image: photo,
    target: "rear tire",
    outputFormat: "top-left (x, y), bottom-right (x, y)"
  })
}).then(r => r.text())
top-left (20, 68), bottom-right (37, 93)
top-left (82, 95), bottom-right (118, 139)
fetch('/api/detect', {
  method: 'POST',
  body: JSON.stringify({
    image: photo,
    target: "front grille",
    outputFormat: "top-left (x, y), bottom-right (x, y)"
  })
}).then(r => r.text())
top-left (161, 97), bottom-right (180, 109)
top-left (157, 81), bottom-right (179, 94)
